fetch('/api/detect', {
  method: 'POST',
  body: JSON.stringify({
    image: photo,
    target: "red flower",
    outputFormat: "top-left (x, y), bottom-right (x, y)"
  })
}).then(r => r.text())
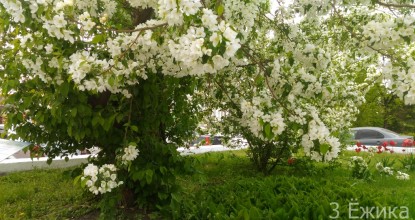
top-left (356, 141), bottom-right (362, 147)
top-left (377, 145), bottom-right (383, 150)
top-left (389, 140), bottom-right (396, 146)
top-left (287, 157), bottom-right (295, 165)
top-left (355, 148), bottom-right (362, 153)
top-left (33, 145), bottom-right (40, 152)
top-left (362, 145), bottom-right (367, 149)
top-left (403, 139), bottom-right (413, 147)
top-left (382, 141), bottom-right (388, 147)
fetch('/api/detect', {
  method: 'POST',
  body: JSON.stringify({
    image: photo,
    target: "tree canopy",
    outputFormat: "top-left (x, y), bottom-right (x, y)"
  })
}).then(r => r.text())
top-left (1, 0), bottom-right (415, 212)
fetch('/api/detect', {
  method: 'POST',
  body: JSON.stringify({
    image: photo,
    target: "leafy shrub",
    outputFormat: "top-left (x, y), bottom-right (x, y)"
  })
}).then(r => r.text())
top-left (377, 157), bottom-right (396, 168)
top-left (349, 156), bottom-right (372, 180)
top-left (400, 154), bottom-right (415, 171)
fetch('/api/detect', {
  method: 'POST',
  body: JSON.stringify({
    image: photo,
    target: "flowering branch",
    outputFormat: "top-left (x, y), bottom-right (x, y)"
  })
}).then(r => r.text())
top-left (376, 0), bottom-right (415, 9)
top-left (242, 47), bottom-right (295, 116)
top-left (106, 23), bottom-right (168, 33)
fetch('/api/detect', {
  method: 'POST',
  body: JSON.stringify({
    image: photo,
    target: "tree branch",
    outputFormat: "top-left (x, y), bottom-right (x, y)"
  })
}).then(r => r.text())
top-left (103, 23), bottom-right (168, 33)
top-left (377, 0), bottom-right (415, 9)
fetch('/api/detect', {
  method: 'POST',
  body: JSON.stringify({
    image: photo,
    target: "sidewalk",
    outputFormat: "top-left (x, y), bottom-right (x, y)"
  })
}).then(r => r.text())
top-left (1, 144), bottom-right (248, 173)
top-left (3, 144), bottom-right (414, 174)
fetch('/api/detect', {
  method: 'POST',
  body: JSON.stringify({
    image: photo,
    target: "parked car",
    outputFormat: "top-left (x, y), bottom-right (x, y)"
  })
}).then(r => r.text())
top-left (190, 135), bottom-right (223, 146)
top-left (350, 127), bottom-right (413, 147)
top-left (190, 135), bottom-right (248, 148)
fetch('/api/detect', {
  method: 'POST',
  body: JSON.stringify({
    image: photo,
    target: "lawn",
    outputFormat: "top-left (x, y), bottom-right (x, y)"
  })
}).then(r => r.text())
top-left (0, 168), bottom-right (97, 219)
top-left (1, 150), bottom-right (414, 219)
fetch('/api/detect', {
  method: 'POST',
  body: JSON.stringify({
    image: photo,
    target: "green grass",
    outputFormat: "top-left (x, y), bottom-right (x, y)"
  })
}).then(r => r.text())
top-left (0, 168), bottom-right (96, 219)
top-left (174, 150), bottom-right (415, 219)
top-left (1, 150), bottom-right (415, 219)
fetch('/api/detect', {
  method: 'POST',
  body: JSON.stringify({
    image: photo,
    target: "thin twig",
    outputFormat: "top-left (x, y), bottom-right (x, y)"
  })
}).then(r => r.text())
top-left (212, 77), bottom-right (243, 117)
top-left (105, 23), bottom-right (168, 33)
top-left (123, 98), bottom-right (134, 142)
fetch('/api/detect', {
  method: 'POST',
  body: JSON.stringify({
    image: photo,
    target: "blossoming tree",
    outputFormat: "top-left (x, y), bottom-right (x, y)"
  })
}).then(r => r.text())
top-left (1, 0), bottom-right (415, 211)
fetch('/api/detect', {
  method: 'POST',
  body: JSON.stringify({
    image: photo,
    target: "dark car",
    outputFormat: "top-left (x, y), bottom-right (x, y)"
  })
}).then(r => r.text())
top-left (350, 127), bottom-right (413, 147)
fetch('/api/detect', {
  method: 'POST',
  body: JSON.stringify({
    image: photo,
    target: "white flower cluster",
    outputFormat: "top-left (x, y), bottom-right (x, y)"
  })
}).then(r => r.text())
top-left (127, 0), bottom-right (157, 9)
top-left (121, 145), bottom-right (139, 164)
top-left (167, 20), bottom-right (240, 76)
top-left (81, 164), bottom-right (123, 195)
top-left (382, 55), bottom-right (415, 105)
top-left (75, 0), bottom-right (98, 17)
top-left (41, 11), bottom-right (75, 43)
top-left (0, 0), bottom-right (25, 23)
top-left (239, 94), bottom-right (286, 140)
top-left (55, 0), bottom-right (74, 11)
top-left (223, 0), bottom-right (266, 39)
top-left (301, 118), bottom-right (341, 162)
top-left (22, 57), bottom-right (50, 83)
top-left (375, 162), bottom-right (394, 176)
top-left (376, 162), bottom-right (410, 180)
top-left (67, 50), bottom-right (139, 96)
top-left (361, 16), bottom-right (415, 51)
top-left (396, 171), bottom-right (410, 181)
top-left (349, 156), bottom-right (369, 175)
top-left (158, 0), bottom-right (202, 26)
top-left (78, 12), bottom-right (96, 31)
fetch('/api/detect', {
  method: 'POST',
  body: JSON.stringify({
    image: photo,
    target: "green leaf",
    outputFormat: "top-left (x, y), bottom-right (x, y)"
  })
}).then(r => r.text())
top-left (80, 177), bottom-right (89, 188)
top-left (67, 126), bottom-right (72, 136)
top-left (91, 34), bottom-right (105, 44)
top-left (217, 4), bottom-right (224, 16)
top-left (159, 166), bottom-right (167, 175)
top-left (92, 115), bottom-right (100, 126)
top-left (249, 207), bottom-right (261, 219)
top-left (320, 143), bottom-right (330, 155)
top-left (71, 108), bottom-right (77, 117)
top-left (254, 75), bottom-right (263, 87)
top-left (130, 125), bottom-right (139, 132)
top-left (264, 123), bottom-right (272, 139)
top-left (73, 175), bottom-right (81, 186)
top-left (103, 114), bottom-right (116, 131)
top-left (61, 82), bottom-right (69, 97)
top-left (132, 170), bottom-right (145, 181)
top-left (108, 75), bottom-right (116, 87)
top-left (145, 169), bottom-right (153, 184)
top-left (171, 193), bottom-right (181, 202)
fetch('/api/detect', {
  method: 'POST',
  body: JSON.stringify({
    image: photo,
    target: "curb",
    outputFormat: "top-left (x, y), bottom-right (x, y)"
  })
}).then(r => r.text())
top-left (0, 155), bottom-right (90, 173)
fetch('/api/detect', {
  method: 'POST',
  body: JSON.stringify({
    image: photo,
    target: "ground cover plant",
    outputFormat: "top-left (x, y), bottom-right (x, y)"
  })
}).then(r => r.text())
top-left (1, 150), bottom-right (414, 219)
top-left (0, 168), bottom-right (96, 219)
top-left (171, 151), bottom-right (415, 219)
